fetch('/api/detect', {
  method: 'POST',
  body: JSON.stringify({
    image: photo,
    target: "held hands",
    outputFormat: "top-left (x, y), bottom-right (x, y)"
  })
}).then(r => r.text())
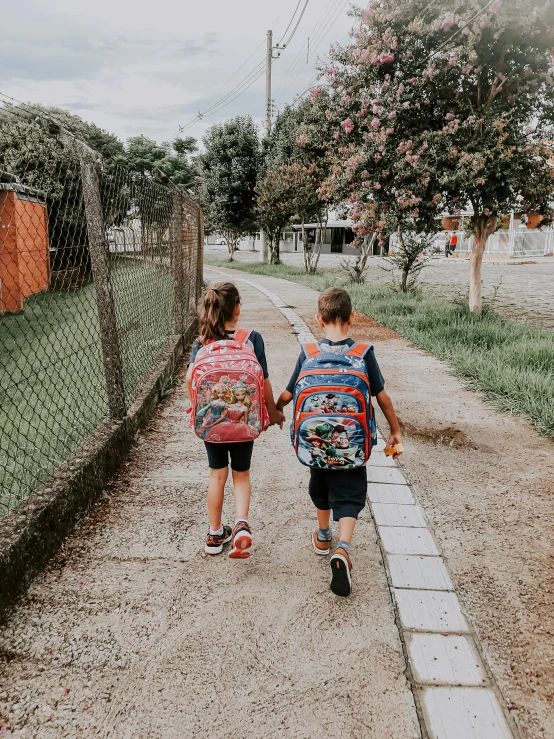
top-left (269, 407), bottom-right (285, 429)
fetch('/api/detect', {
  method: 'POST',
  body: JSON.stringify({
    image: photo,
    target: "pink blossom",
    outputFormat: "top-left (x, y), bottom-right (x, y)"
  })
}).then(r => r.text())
top-left (296, 134), bottom-right (309, 146)
top-left (326, 68), bottom-right (338, 77)
top-left (476, 177), bottom-right (485, 185)
top-left (387, 111), bottom-right (396, 120)
top-left (371, 118), bottom-right (381, 128)
top-left (386, 128), bottom-right (395, 135)
top-left (362, 181), bottom-right (371, 188)
top-left (341, 118), bottom-right (354, 134)
top-left (424, 99), bottom-right (430, 105)
top-left (442, 13), bottom-right (456, 32)
top-left (333, 131), bottom-right (340, 140)
top-left (445, 113), bottom-right (455, 120)
top-left (410, 77), bottom-right (417, 86)
top-left (374, 182), bottom-right (382, 190)
top-left (379, 146), bottom-right (385, 152)
top-left (405, 51), bottom-right (413, 59)
top-left (375, 153), bottom-right (382, 161)
top-left (422, 142), bottom-right (429, 150)
top-left (402, 101), bottom-right (410, 109)
top-left (380, 52), bottom-right (395, 64)
top-left (325, 110), bottom-right (332, 121)
top-left (310, 87), bottom-right (321, 99)
top-left (372, 105), bottom-right (383, 115)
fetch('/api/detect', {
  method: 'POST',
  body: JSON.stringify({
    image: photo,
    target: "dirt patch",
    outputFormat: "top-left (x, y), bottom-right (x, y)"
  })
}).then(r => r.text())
top-left (352, 311), bottom-right (400, 342)
top-left (399, 419), bottom-right (476, 449)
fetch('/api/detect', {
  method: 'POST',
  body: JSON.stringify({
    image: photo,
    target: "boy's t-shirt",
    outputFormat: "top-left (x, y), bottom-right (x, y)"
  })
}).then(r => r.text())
top-left (286, 338), bottom-right (385, 396)
top-left (188, 330), bottom-right (269, 379)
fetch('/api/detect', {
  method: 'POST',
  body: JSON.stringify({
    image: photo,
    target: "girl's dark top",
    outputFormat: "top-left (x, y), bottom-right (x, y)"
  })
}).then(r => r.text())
top-left (285, 338), bottom-right (385, 396)
top-left (188, 330), bottom-right (269, 379)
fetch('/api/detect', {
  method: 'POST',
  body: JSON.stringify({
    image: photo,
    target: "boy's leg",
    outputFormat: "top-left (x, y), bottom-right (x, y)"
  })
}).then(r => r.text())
top-left (309, 470), bottom-right (333, 555)
top-left (328, 467), bottom-right (368, 596)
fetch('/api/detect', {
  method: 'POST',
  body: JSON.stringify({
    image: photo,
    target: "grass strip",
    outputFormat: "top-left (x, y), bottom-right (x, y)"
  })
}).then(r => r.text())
top-left (206, 258), bottom-right (554, 439)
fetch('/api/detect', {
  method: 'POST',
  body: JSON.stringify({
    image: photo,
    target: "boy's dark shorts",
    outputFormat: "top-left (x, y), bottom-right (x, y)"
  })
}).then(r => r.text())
top-left (204, 441), bottom-right (254, 472)
top-left (309, 467), bottom-right (367, 520)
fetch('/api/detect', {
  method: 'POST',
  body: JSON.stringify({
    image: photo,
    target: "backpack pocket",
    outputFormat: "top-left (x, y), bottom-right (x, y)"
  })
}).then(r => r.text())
top-left (294, 413), bottom-right (369, 470)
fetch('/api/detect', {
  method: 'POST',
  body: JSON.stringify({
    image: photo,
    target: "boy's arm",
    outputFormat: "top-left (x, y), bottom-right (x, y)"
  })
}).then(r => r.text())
top-left (264, 378), bottom-right (285, 428)
top-left (276, 389), bottom-right (293, 411)
top-left (375, 390), bottom-right (403, 458)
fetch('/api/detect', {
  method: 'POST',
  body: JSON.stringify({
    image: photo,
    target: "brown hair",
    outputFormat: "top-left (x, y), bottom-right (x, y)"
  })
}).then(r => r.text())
top-left (318, 287), bottom-right (352, 324)
top-left (199, 282), bottom-right (241, 343)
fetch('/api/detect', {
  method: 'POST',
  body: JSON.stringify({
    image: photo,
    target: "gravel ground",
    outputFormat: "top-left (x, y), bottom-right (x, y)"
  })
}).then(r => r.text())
top-left (0, 277), bottom-right (419, 738)
top-left (215, 267), bottom-right (554, 739)
top-left (208, 246), bottom-right (554, 330)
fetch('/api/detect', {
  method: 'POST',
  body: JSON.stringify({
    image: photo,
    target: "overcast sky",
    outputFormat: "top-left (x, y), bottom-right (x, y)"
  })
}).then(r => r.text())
top-left (1, 0), bottom-right (353, 145)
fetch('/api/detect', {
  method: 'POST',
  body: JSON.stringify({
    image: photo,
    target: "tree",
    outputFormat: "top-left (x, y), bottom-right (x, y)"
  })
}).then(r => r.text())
top-left (198, 116), bottom-right (260, 260)
top-left (0, 104), bottom-right (127, 272)
top-left (255, 166), bottom-right (295, 264)
top-left (321, 0), bottom-right (554, 311)
top-left (126, 135), bottom-right (197, 190)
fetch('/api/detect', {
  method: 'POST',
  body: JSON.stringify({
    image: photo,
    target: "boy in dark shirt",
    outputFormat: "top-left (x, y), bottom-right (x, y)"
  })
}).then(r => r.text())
top-left (277, 288), bottom-right (402, 597)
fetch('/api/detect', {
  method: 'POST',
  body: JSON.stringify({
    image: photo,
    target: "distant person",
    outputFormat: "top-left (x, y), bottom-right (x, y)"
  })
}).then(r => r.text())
top-left (449, 232), bottom-right (458, 256)
top-left (444, 233), bottom-right (451, 257)
top-left (276, 288), bottom-right (403, 597)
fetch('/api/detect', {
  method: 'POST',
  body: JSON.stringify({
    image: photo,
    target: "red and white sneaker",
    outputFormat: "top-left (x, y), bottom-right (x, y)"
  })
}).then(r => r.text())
top-left (228, 521), bottom-right (252, 559)
top-left (205, 525), bottom-right (232, 555)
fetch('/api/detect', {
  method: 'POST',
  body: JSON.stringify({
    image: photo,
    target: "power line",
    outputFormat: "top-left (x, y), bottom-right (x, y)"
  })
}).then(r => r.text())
top-left (281, 0), bottom-right (311, 47)
top-left (278, 0), bottom-right (304, 45)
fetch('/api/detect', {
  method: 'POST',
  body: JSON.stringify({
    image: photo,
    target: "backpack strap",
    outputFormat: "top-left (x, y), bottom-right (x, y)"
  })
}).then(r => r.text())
top-left (345, 342), bottom-right (372, 359)
top-left (233, 328), bottom-right (252, 345)
top-left (303, 342), bottom-right (322, 359)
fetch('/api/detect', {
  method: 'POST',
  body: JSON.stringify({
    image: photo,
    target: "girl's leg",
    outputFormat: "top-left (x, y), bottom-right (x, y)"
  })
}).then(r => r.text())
top-left (207, 467), bottom-right (228, 529)
top-left (231, 469), bottom-right (251, 520)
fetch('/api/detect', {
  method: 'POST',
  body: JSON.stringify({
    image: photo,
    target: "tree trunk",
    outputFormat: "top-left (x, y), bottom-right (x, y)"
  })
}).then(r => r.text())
top-left (401, 266), bottom-right (408, 292)
top-left (469, 215), bottom-right (497, 313)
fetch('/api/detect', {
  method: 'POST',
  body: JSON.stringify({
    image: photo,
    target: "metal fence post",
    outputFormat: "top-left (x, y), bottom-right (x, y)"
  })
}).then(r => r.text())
top-left (171, 191), bottom-right (185, 336)
top-left (68, 138), bottom-right (127, 420)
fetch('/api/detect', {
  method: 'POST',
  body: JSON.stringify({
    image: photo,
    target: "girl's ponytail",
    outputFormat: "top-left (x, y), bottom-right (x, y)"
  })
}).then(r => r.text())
top-left (199, 282), bottom-right (241, 343)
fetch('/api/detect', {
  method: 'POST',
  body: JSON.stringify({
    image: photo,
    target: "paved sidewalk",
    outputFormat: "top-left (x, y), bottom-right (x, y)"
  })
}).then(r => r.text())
top-left (0, 274), bottom-right (419, 737)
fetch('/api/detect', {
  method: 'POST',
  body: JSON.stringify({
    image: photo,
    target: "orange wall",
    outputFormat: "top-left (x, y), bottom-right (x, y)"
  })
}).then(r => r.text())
top-left (0, 191), bottom-right (50, 313)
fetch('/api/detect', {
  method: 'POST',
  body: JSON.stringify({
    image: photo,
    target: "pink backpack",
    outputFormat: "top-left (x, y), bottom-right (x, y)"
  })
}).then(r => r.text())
top-left (189, 329), bottom-right (269, 443)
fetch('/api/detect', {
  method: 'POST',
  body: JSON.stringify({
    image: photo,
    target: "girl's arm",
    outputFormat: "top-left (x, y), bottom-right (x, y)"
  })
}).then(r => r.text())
top-left (185, 364), bottom-right (193, 400)
top-left (264, 378), bottom-right (285, 428)
top-left (375, 390), bottom-right (403, 459)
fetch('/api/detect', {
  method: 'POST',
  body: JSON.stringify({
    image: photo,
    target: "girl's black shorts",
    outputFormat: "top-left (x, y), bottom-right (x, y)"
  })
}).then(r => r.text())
top-left (204, 441), bottom-right (254, 472)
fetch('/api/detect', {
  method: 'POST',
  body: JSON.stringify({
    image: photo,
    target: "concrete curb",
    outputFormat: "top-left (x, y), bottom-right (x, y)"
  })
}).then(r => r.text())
top-left (0, 322), bottom-right (197, 620)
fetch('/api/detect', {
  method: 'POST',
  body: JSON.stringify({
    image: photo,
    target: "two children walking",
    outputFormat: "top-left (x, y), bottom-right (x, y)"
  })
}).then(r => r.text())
top-left (186, 281), bottom-right (402, 597)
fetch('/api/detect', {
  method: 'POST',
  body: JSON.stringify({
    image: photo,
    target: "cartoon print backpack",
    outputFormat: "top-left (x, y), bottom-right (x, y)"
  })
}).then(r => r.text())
top-left (189, 329), bottom-right (269, 443)
top-left (290, 340), bottom-right (377, 469)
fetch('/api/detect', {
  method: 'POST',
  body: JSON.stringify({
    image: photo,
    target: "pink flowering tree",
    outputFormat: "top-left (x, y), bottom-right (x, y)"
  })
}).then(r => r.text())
top-left (319, 0), bottom-right (554, 311)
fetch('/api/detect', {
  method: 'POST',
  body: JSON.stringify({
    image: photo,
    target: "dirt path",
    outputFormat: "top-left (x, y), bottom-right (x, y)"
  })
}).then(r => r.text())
top-left (210, 267), bottom-right (554, 739)
top-left (0, 277), bottom-right (419, 738)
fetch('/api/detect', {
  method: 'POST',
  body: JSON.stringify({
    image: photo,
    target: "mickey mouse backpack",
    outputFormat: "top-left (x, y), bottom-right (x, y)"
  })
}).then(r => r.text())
top-left (189, 329), bottom-right (269, 443)
top-left (290, 340), bottom-right (377, 469)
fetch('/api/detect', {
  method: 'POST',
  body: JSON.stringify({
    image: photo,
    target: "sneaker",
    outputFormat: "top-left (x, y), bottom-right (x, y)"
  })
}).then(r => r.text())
top-left (205, 525), bottom-right (232, 555)
top-left (312, 529), bottom-right (332, 556)
top-left (330, 548), bottom-right (352, 597)
top-left (228, 520), bottom-right (252, 559)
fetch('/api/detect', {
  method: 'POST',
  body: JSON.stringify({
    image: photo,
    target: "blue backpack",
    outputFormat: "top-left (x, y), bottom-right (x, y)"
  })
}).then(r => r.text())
top-left (290, 340), bottom-right (377, 470)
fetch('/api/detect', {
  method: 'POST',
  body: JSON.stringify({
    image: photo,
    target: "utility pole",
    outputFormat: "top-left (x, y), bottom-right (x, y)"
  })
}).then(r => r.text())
top-left (260, 29), bottom-right (273, 263)
top-left (265, 29), bottom-right (273, 136)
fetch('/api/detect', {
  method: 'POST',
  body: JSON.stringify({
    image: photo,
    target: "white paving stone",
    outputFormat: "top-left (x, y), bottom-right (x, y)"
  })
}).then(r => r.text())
top-left (373, 437), bottom-right (386, 452)
top-left (372, 502), bottom-right (427, 528)
top-left (421, 687), bottom-right (513, 739)
top-left (367, 483), bottom-right (414, 505)
top-left (408, 634), bottom-right (486, 686)
top-left (367, 466), bottom-right (407, 485)
top-left (380, 526), bottom-right (439, 556)
top-left (367, 451), bottom-right (397, 467)
top-left (394, 590), bottom-right (469, 632)
top-left (387, 555), bottom-right (454, 591)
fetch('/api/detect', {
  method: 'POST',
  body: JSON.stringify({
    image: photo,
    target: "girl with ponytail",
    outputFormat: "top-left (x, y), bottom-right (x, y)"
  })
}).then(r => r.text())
top-left (186, 281), bottom-right (284, 558)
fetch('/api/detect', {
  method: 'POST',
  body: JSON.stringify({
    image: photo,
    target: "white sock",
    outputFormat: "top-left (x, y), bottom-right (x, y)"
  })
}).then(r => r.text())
top-left (210, 525), bottom-right (223, 536)
top-left (235, 517), bottom-right (248, 525)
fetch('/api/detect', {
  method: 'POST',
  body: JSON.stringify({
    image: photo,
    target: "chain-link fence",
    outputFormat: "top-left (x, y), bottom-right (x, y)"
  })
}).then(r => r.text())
top-left (0, 103), bottom-right (203, 517)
